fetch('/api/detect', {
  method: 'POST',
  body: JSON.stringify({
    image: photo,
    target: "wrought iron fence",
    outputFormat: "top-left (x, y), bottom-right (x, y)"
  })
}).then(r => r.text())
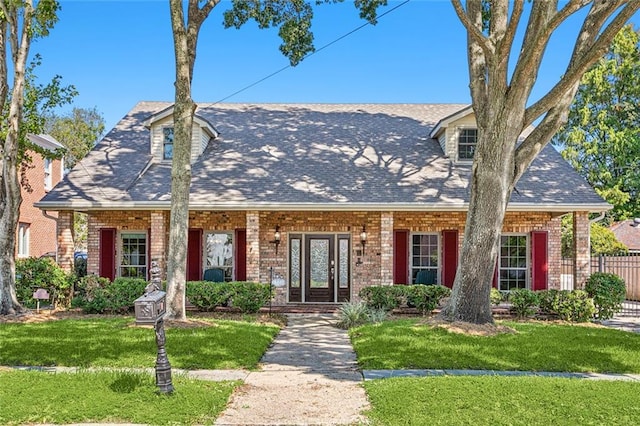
top-left (561, 253), bottom-right (640, 316)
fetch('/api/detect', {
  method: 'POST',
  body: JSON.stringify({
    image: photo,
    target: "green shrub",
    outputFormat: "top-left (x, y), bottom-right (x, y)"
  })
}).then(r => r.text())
top-left (229, 282), bottom-right (272, 314)
top-left (359, 286), bottom-right (404, 312)
top-left (367, 307), bottom-right (388, 324)
top-left (585, 272), bottom-right (626, 320)
top-left (536, 289), bottom-right (596, 322)
top-left (73, 277), bottom-right (146, 314)
top-left (336, 301), bottom-right (373, 329)
top-left (490, 288), bottom-right (503, 306)
top-left (405, 285), bottom-right (451, 315)
top-left (15, 257), bottom-right (73, 309)
top-left (186, 281), bottom-right (232, 311)
top-left (509, 289), bottom-right (539, 318)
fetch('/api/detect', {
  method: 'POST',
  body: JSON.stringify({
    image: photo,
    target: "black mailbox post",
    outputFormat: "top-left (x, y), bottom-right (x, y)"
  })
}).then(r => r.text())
top-left (134, 259), bottom-right (173, 394)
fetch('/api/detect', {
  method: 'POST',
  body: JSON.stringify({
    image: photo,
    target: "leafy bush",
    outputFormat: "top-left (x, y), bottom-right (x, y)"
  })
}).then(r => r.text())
top-left (74, 277), bottom-right (146, 314)
top-left (230, 282), bottom-right (272, 313)
top-left (336, 301), bottom-right (373, 329)
top-left (359, 286), bottom-right (404, 312)
top-left (536, 289), bottom-right (596, 322)
top-left (585, 272), bottom-right (626, 320)
top-left (490, 288), bottom-right (503, 306)
top-left (405, 285), bottom-right (451, 315)
top-left (367, 307), bottom-right (388, 324)
top-left (509, 289), bottom-right (539, 318)
top-left (15, 257), bottom-right (73, 309)
top-left (186, 281), bottom-right (232, 311)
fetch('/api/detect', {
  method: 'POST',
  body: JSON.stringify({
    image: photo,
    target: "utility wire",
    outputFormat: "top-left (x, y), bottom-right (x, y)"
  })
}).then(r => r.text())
top-left (214, 0), bottom-right (411, 104)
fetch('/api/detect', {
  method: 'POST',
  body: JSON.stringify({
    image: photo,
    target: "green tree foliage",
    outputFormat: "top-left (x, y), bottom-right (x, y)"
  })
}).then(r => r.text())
top-left (554, 25), bottom-right (640, 221)
top-left (46, 107), bottom-right (104, 169)
top-left (561, 215), bottom-right (628, 257)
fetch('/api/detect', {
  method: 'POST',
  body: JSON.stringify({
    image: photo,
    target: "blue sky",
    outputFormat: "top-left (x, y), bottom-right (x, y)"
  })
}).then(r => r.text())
top-left (31, 1), bottom-right (640, 131)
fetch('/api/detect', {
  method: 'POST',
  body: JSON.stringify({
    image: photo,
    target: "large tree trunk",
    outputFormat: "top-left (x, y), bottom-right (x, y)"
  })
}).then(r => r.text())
top-left (0, 2), bottom-right (32, 315)
top-left (165, 0), bottom-right (194, 321)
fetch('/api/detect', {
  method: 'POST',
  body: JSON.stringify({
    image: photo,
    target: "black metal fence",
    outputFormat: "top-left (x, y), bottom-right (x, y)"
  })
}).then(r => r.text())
top-left (561, 253), bottom-right (640, 316)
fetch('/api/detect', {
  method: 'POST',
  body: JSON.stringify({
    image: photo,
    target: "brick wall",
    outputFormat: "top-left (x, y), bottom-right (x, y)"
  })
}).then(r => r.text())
top-left (82, 208), bottom-right (564, 302)
top-left (17, 151), bottom-right (63, 258)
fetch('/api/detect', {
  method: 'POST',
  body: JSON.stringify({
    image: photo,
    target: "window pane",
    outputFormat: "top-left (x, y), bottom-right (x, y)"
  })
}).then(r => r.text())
top-left (163, 128), bottom-right (174, 160)
top-left (290, 238), bottom-right (301, 288)
top-left (309, 239), bottom-right (329, 288)
top-left (411, 233), bottom-right (439, 284)
top-left (205, 232), bottom-right (233, 281)
top-left (458, 128), bottom-right (477, 160)
top-left (120, 233), bottom-right (147, 279)
top-left (499, 235), bottom-right (527, 291)
top-left (339, 239), bottom-right (349, 289)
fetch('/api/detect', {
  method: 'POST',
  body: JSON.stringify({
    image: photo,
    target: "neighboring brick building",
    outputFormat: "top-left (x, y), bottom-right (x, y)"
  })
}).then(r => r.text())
top-left (36, 103), bottom-right (607, 305)
top-left (16, 135), bottom-right (64, 259)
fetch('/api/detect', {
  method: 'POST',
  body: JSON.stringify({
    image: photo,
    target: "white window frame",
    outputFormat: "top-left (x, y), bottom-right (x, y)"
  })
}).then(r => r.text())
top-left (457, 127), bottom-right (477, 162)
top-left (18, 223), bottom-right (30, 258)
top-left (203, 231), bottom-right (234, 282)
top-left (119, 231), bottom-right (148, 279)
top-left (499, 233), bottom-right (529, 291)
top-left (162, 127), bottom-right (174, 161)
top-left (44, 158), bottom-right (53, 190)
top-left (410, 233), bottom-right (440, 284)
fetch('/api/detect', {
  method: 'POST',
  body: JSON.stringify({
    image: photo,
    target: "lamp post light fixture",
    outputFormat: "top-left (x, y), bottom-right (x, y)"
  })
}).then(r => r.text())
top-left (360, 225), bottom-right (367, 256)
top-left (272, 225), bottom-right (281, 255)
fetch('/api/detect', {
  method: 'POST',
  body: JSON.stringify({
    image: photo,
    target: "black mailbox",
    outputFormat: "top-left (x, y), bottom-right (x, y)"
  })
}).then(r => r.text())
top-left (134, 290), bottom-right (166, 325)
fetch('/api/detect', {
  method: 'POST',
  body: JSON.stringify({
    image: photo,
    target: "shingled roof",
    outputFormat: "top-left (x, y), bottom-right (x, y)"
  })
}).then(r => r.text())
top-left (37, 101), bottom-right (609, 212)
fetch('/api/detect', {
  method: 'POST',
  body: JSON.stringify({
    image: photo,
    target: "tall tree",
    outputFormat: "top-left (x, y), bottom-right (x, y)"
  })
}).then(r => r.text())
top-left (0, 0), bottom-right (72, 315)
top-left (440, 1), bottom-right (639, 324)
top-left (554, 25), bottom-right (640, 221)
top-left (164, 0), bottom-right (346, 319)
top-left (223, 1), bottom-right (639, 325)
top-left (47, 107), bottom-right (105, 170)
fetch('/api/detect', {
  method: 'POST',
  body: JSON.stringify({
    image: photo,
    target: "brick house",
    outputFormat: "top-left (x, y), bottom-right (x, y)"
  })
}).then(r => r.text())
top-left (36, 102), bottom-right (607, 305)
top-left (17, 134), bottom-right (64, 259)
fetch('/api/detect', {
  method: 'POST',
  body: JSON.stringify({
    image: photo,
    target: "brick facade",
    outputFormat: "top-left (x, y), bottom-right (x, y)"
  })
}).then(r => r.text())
top-left (573, 211), bottom-right (591, 288)
top-left (17, 151), bottom-right (63, 258)
top-left (71, 208), bottom-right (567, 304)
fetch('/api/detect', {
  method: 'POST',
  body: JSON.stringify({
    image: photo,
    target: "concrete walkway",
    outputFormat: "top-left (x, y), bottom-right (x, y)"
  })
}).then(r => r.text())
top-left (215, 314), bottom-right (369, 426)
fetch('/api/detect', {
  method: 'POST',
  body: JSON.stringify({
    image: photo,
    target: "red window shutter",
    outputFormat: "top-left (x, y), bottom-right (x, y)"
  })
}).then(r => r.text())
top-left (441, 230), bottom-right (458, 288)
top-left (147, 228), bottom-right (151, 280)
top-left (393, 230), bottom-right (409, 284)
top-left (187, 228), bottom-right (203, 281)
top-left (235, 229), bottom-right (247, 281)
top-left (531, 231), bottom-right (549, 291)
top-left (99, 228), bottom-right (116, 281)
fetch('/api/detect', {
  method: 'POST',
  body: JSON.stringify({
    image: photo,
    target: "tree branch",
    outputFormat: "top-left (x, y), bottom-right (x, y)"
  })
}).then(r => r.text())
top-left (524, 1), bottom-right (639, 126)
top-left (451, 0), bottom-right (494, 58)
top-left (496, 0), bottom-right (524, 61)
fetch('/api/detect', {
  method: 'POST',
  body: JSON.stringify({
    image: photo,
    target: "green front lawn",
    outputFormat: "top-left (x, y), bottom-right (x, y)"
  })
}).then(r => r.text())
top-left (364, 376), bottom-right (640, 425)
top-left (0, 317), bottom-right (279, 369)
top-left (351, 319), bottom-right (640, 373)
top-left (0, 370), bottom-right (237, 426)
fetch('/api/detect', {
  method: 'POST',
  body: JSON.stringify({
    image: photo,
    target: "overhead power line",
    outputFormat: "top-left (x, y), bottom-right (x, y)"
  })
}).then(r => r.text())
top-left (214, 0), bottom-right (411, 104)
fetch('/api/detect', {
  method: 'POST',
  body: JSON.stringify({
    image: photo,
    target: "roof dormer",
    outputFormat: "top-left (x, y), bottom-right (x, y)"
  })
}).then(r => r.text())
top-left (146, 104), bottom-right (219, 163)
top-left (429, 105), bottom-right (477, 163)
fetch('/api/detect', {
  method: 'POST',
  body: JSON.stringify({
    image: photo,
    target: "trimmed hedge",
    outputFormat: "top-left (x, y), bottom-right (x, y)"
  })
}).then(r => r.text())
top-left (359, 285), bottom-right (450, 315)
top-left (74, 277), bottom-right (147, 314)
top-left (186, 281), bottom-right (272, 314)
top-left (537, 289), bottom-right (596, 322)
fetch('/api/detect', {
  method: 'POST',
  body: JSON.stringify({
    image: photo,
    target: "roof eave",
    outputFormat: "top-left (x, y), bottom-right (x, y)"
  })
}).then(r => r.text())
top-left (35, 200), bottom-right (613, 213)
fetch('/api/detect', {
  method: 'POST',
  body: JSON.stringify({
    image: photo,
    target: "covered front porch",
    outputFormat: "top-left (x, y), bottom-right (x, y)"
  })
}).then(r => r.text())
top-left (53, 209), bottom-right (593, 305)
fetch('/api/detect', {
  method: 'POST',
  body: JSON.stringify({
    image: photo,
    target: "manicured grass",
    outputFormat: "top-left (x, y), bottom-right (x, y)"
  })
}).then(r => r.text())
top-left (0, 317), bottom-right (279, 369)
top-left (0, 369), bottom-right (237, 426)
top-left (351, 319), bottom-right (640, 373)
top-left (364, 376), bottom-right (640, 425)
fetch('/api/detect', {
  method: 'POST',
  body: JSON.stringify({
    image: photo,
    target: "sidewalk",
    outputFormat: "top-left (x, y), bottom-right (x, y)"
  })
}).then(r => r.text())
top-left (214, 314), bottom-right (370, 426)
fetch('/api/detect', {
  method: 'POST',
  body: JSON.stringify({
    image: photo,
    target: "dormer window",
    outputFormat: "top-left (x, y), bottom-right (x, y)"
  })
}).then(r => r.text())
top-left (458, 128), bottom-right (477, 161)
top-left (163, 127), bottom-right (174, 160)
